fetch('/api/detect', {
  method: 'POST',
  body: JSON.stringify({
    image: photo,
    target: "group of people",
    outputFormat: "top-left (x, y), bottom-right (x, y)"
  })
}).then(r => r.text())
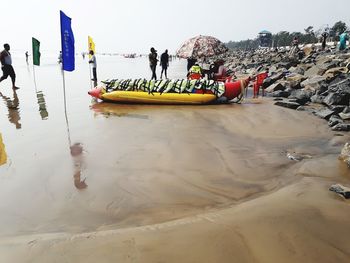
top-left (186, 57), bottom-right (229, 82)
top-left (148, 47), bottom-right (169, 80)
top-left (148, 46), bottom-right (230, 82)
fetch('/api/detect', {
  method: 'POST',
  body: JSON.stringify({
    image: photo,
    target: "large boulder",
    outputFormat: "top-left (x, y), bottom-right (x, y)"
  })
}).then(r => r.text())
top-left (328, 77), bottom-right (350, 94)
top-left (323, 92), bottom-right (350, 106)
top-left (300, 75), bottom-right (327, 90)
top-left (315, 108), bottom-right (335, 119)
top-left (332, 124), bottom-right (350, 131)
top-left (284, 74), bottom-right (307, 89)
top-left (265, 82), bottom-right (286, 92)
top-left (274, 100), bottom-right (301, 109)
top-left (328, 115), bottom-right (343, 127)
top-left (323, 67), bottom-right (349, 80)
top-left (289, 89), bottom-right (313, 105)
top-left (304, 65), bottom-right (327, 77)
top-left (272, 90), bottom-right (290, 97)
top-left (339, 142), bottom-right (350, 166)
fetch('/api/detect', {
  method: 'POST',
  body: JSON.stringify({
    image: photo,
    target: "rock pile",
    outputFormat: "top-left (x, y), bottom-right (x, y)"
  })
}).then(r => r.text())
top-left (219, 45), bottom-right (350, 132)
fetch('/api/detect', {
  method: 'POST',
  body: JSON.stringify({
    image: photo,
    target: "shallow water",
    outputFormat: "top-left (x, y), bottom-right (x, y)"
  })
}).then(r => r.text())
top-left (1, 54), bottom-right (350, 262)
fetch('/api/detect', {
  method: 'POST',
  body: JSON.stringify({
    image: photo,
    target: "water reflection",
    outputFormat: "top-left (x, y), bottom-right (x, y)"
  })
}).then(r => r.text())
top-left (0, 133), bottom-right (7, 166)
top-left (90, 102), bottom-right (149, 119)
top-left (36, 90), bottom-right (49, 120)
top-left (70, 142), bottom-right (87, 190)
top-left (0, 89), bottom-right (21, 129)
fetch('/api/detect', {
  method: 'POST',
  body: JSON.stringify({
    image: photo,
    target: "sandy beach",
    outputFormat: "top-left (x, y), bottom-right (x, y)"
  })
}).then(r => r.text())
top-left (1, 54), bottom-right (350, 262)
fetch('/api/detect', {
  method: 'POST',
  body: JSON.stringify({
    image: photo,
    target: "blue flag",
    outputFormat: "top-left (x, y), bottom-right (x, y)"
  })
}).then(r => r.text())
top-left (60, 11), bottom-right (75, 71)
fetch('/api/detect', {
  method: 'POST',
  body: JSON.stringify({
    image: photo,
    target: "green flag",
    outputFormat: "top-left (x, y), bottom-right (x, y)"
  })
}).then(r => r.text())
top-left (32, 37), bottom-right (40, 66)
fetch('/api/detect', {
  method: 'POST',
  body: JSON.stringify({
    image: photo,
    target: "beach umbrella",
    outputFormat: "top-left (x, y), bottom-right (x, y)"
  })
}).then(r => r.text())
top-left (176, 35), bottom-right (228, 59)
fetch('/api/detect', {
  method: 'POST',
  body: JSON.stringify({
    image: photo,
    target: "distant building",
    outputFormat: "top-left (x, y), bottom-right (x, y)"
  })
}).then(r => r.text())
top-left (258, 30), bottom-right (272, 48)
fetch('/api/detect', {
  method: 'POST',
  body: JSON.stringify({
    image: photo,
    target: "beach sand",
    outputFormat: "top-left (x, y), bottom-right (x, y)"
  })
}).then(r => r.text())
top-left (0, 55), bottom-right (350, 262)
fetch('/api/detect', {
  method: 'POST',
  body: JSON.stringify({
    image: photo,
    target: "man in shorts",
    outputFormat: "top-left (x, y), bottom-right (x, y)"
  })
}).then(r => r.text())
top-left (0, 44), bottom-right (19, 90)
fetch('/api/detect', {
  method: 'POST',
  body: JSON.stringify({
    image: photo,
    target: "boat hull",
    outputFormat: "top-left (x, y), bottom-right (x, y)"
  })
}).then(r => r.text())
top-left (101, 91), bottom-right (217, 105)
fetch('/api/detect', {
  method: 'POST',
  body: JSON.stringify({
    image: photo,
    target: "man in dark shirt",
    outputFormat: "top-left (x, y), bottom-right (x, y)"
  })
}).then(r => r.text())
top-left (0, 44), bottom-right (19, 90)
top-left (148, 47), bottom-right (158, 80)
top-left (160, 49), bottom-right (169, 79)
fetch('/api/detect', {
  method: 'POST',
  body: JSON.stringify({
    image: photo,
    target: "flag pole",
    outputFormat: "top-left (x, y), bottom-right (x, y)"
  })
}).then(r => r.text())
top-left (33, 65), bottom-right (38, 93)
top-left (62, 69), bottom-right (71, 147)
top-left (89, 63), bottom-right (93, 89)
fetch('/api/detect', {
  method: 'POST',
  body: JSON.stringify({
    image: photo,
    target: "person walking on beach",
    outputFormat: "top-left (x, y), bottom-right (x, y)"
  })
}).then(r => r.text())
top-left (25, 51), bottom-right (29, 63)
top-left (149, 47), bottom-right (158, 80)
top-left (0, 44), bottom-right (19, 90)
top-left (89, 50), bottom-right (97, 81)
top-left (160, 49), bottom-right (169, 79)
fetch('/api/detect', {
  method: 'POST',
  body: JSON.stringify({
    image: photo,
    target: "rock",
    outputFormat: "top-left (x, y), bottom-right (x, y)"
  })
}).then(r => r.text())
top-left (300, 75), bottom-right (327, 90)
top-left (296, 106), bottom-right (316, 113)
top-left (289, 89), bottom-right (313, 105)
top-left (315, 109), bottom-right (335, 119)
top-left (328, 105), bottom-right (346, 113)
top-left (287, 152), bottom-right (312, 161)
top-left (323, 92), bottom-right (350, 106)
top-left (274, 101), bottom-right (301, 109)
top-left (304, 66), bottom-right (326, 78)
top-left (339, 112), bottom-right (350, 120)
top-left (332, 123), bottom-right (350, 131)
top-left (272, 90), bottom-right (290, 97)
top-left (328, 115), bottom-right (343, 127)
top-left (288, 66), bottom-right (305, 75)
top-left (310, 94), bottom-right (325, 103)
top-left (328, 77), bottom-right (350, 94)
top-left (329, 184), bottom-right (350, 199)
top-left (323, 67), bottom-right (348, 80)
top-left (339, 142), bottom-right (350, 169)
top-left (284, 74), bottom-right (307, 89)
top-left (265, 82), bottom-right (286, 92)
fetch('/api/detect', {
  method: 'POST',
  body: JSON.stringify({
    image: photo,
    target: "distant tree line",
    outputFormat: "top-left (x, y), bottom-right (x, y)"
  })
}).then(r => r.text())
top-left (226, 21), bottom-right (348, 50)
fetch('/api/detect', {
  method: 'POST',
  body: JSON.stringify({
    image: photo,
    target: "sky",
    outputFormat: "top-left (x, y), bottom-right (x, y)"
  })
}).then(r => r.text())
top-left (2, 0), bottom-right (350, 54)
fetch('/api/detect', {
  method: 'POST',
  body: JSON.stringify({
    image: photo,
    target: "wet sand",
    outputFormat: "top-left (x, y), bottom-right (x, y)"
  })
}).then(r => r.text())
top-left (0, 55), bottom-right (350, 262)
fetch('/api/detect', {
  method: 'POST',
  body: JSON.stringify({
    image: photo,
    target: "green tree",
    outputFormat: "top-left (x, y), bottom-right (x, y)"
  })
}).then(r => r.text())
top-left (331, 21), bottom-right (347, 40)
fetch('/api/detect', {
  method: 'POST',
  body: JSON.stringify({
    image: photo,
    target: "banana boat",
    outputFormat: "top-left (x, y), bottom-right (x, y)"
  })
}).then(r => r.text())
top-left (88, 78), bottom-right (249, 105)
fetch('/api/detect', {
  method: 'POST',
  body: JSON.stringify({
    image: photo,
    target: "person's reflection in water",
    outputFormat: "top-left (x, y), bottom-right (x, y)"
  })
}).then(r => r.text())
top-left (70, 142), bottom-right (87, 189)
top-left (0, 89), bottom-right (21, 129)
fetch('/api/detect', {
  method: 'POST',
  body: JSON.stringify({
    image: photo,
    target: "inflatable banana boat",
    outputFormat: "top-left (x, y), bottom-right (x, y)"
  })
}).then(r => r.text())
top-left (88, 78), bottom-right (249, 105)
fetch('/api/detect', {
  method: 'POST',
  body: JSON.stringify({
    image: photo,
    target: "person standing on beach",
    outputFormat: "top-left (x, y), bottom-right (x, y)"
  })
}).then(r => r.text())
top-left (25, 51), bottom-right (29, 63)
top-left (58, 51), bottom-right (62, 64)
top-left (321, 32), bottom-right (328, 50)
top-left (160, 49), bottom-right (169, 79)
top-left (0, 44), bottom-right (19, 90)
top-left (89, 50), bottom-right (97, 81)
top-left (149, 47), bottom-right (158, 80)
top-left (339, 32), bottom-right (348, 51)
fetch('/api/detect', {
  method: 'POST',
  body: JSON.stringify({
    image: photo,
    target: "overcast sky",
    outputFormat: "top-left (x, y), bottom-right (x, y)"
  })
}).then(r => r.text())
top-left (2, 0), bottom-right (350, 54)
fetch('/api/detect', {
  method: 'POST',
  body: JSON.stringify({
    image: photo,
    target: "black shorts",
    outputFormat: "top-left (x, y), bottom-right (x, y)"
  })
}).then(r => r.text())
top-left (1, 64), bottom-right (15, 80)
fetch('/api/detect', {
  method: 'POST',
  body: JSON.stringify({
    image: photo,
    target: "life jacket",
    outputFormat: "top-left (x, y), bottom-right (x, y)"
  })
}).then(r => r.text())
top-left (189, 65), bottom-right (202, 74)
